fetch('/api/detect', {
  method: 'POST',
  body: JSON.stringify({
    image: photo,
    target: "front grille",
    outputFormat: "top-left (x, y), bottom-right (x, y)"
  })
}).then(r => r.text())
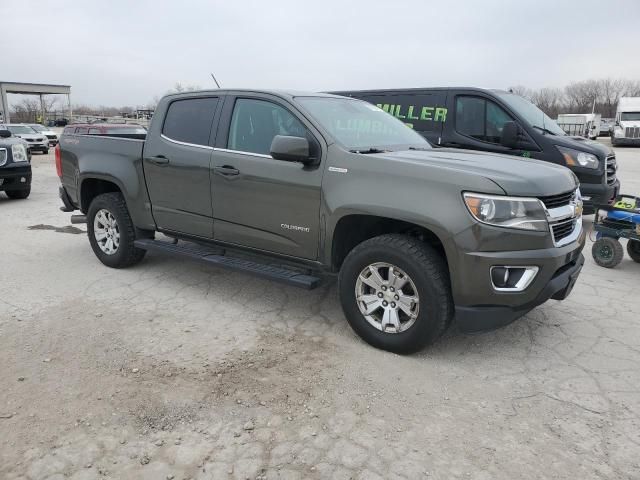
top-left (26, 138), bottom-right (35, 142)
top-left (625, 127), bottom-right (640, 139)
top-left (538, 190), bottom-right (575, 209)
top-left (551, 217), bottom-right (577, 243)
top-left (606, 155), bottom-right (617, 186)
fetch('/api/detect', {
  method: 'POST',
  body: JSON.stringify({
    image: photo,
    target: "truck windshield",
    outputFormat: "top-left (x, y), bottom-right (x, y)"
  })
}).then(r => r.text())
top-left (296, 97), bottom-right (430, 150)
top-left (621, 112), bottom-right (640, 121)
top-left (7, 125), bottom-right (37, 135)
top-left (495, 92), bottom-right (566, 136)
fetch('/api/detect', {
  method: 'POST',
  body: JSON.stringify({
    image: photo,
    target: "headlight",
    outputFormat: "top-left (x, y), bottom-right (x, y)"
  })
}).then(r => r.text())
top-left (463, 192), bottom-right (548, 232)
top-left (0, 148), bottom-right (7, 167)
top-left (557, 146), bottom-right (599, 169)
top-left (11, 144), bottom-right (29, 163)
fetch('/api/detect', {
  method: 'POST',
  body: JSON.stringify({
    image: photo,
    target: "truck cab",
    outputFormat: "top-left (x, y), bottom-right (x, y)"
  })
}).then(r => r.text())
top-left (332, 88), bottom-right (619, 212)
top-left (612, 96), bottom-right (640, 146)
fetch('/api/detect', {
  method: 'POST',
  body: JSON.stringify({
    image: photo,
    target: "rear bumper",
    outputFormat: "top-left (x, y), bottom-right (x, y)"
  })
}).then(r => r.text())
top-left (27, 144), bottom-right (49, 152)
top-left (0, 165), bottom-right (32, 191)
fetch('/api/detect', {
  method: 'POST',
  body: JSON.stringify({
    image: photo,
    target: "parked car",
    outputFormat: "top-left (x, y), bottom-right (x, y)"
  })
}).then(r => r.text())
top-left (3, 124), bottom-right (49, 154)
top-left (599, 118), bottom-right (615, 137)
top-left (557, 113), bottom-right (601, 139)
top-left (27, 123), bottom-right (58, 146)
top-left (54, 118), bottom-right (69, 127)
top-left (611, 97), bottom-right (640, 146)
top-left (63, 123), bottom-right (147, 139)
top-left (0, 127), bottom-right (32, 199)
top-left (331, 88), bottom-right (618, 213)
top-left (57, 89), bottom-right (585, 353)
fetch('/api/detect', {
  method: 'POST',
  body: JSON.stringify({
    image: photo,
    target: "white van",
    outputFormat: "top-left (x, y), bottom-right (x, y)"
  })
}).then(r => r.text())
top-left (557, 113), bottom-right (601, 139)
top-left (612, 97), bottom-right (640, 146)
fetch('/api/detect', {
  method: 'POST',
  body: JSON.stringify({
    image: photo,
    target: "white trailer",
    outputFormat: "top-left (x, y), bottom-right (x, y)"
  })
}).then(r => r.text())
top-left (557, 113), bottom-right (601, 139)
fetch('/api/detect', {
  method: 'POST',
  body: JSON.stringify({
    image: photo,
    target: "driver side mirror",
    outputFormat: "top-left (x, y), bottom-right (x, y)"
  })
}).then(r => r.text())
top-left (500, 121), bottom-right (520, 149)
top-left (0, 129), bottom-right (10, 138)
top-left (270, 135), bottom-right (313, 164)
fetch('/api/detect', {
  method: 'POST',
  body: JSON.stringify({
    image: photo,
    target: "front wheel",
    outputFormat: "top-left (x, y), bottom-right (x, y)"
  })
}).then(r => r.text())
top-left (627, 240), bottom-right (640, 263)
top-left (338, 234), bottom-right (453, 354)
top-left (86, 192), bottom-right (146, 268)
top-left (6, 187), bottom-right (31, 199)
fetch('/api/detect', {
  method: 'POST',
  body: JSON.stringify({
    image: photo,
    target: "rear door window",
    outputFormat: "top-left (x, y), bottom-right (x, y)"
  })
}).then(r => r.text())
top-left (162, 97), bottom-right (219, 146)
top-left (75, 127), bottom-right (88, 134)
top-left (455, 96), bottom-right (513, 144)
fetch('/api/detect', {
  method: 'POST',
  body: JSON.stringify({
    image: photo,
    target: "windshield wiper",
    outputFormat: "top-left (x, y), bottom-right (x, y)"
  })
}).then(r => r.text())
top-left (408, 146), bottom-right (430, 151)
top-left (349, 147), bottom-right (388, 154)
top-left (532, 125), bottom-right (557, 136)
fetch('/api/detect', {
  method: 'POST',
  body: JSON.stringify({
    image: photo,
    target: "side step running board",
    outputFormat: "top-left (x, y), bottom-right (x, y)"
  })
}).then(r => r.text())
top-left (134, 239), bottom-right (321, 290)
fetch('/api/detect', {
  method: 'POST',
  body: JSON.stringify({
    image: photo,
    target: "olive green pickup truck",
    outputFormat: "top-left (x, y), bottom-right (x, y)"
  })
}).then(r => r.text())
top-left (57, 90), bottom-right (585, 353)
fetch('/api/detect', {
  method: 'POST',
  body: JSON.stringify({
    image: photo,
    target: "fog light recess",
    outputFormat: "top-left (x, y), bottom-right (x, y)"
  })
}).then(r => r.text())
top-left (490, 266), bottom-right (539, 292)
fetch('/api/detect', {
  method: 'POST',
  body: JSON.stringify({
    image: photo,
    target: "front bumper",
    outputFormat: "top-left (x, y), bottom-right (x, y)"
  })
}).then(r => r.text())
top-left (452, 228), bottom-right (586, 332)
top-left (581, 179), bottom-right (619, 211)
top-left (26, 143), bottom-right (49, 152)
top-left (46, 136), bottom-right (58, 146)
top-left (0, 165), bottom-right (32, 191)
top-left (612, 137), bottom-right (640, 146)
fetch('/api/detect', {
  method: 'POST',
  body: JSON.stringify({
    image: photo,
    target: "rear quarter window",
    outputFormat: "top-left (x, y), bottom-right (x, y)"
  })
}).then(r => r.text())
top-left (162, 97), bottom-right (219, 146)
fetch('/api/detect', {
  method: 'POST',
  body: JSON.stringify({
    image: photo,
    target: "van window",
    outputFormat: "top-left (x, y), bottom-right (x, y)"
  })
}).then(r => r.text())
top-left (75, 127), bottom-right (88, 134)
top-left (63, 127), bottom-right (75, 134)
top-left (228, 98), bottom-right (306, 155)
top-left (162, 97), bottom-right (218, 146)
top-left (456, 96), bottom-right (513, 144)
top-left (88, 128), bottom-right (101, 134)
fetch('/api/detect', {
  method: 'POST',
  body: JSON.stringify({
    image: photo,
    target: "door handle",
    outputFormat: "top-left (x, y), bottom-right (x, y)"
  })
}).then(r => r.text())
top-left (213, 165), bottom-right (240, 177)
top-left (148, 155), bottom-right (170, 166)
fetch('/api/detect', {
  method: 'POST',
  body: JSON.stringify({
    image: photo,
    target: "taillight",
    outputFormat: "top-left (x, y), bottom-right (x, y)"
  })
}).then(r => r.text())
top-left (55, 144), bottom-right (62, 178)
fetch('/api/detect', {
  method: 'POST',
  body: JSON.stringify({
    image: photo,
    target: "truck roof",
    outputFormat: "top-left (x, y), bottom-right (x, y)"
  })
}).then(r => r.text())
top-left (163, 89), bottom-right (342, 100)
top-left (327, 87), bottom-right (510, 95)
top-left (618, 97), bottom-right (640, 111)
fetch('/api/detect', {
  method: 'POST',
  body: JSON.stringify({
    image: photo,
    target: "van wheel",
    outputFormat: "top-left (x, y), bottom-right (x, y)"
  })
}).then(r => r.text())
top-left (592, 237), bottom-right (623, 268)
top-left (627, 241), bottom-right (640, 263)
top-left (338, 234), bottom-right (452, 354)
top-left (87, 192), bottom-right (146, 268)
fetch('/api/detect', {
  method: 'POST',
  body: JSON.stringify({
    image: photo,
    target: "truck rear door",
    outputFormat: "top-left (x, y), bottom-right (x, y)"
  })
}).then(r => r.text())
top-left (142, 96), bottom-right (222, 238)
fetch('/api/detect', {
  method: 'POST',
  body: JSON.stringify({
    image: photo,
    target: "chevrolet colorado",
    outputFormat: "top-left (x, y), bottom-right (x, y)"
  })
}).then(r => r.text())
top-left (57, 90), bottom-right (585, 353)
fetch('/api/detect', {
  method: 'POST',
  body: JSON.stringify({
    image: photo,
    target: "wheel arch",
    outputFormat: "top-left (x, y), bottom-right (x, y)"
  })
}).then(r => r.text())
top-left (328, 212), bottom-right (452, 273)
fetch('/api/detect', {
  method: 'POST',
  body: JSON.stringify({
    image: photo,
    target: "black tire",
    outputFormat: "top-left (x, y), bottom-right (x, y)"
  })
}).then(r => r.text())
top-left (86, 192), bottom-right (146, 268)
top-left (6, 187), bottom-right (31, 199)
top-left (338, 234), bottom-right (453, 354)
top-left (592, 237), bottom-right (623, 268)
top-left (627, 240), bottom-right (640, 263)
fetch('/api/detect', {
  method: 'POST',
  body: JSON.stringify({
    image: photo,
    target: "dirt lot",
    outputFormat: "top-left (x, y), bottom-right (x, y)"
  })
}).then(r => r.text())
top-left (1, 140), bottom-right (640, 480)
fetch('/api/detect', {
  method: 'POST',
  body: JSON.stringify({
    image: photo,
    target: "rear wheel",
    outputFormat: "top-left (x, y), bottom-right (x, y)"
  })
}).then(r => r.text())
top-left (592, 237), bottom-right (623, 268)
top-left (86, 192), bottom-right (146, 268)
top-left (6, 187), bottom-right (31, 199)
top-left (338, 234), bottom-right (452, 354)
top-left (627, 240), bottom-right (640, 263)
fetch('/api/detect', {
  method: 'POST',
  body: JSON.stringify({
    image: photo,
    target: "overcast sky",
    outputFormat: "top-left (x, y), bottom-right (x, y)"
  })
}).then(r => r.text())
top-left (3, 0), bottom-right (640, 108)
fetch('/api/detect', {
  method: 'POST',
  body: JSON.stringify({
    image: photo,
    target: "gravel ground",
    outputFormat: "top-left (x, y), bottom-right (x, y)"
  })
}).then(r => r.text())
top-left (1, 140), bottom-right (639, 480)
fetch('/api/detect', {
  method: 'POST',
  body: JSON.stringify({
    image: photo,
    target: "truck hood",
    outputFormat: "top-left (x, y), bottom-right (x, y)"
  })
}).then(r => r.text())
top-left (619, 121), bottom-right (640, 128)
top-left (14, 134), bottom-right (46, 141)
top-left (551, 134), bottom-right (613, 158)
top-left (376, 148), bottom-right (578, 197)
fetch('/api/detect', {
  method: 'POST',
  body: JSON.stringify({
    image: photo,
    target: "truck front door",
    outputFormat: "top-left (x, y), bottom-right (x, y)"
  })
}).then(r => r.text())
top-left (143, 96), bottom-right (221, 238)
top-left (211, 95), bottom-right (323, 260)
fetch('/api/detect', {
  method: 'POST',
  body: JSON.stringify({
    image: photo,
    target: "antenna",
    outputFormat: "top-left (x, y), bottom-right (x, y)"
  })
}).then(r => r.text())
top-left (210, 73), bottom-right (221, 89)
